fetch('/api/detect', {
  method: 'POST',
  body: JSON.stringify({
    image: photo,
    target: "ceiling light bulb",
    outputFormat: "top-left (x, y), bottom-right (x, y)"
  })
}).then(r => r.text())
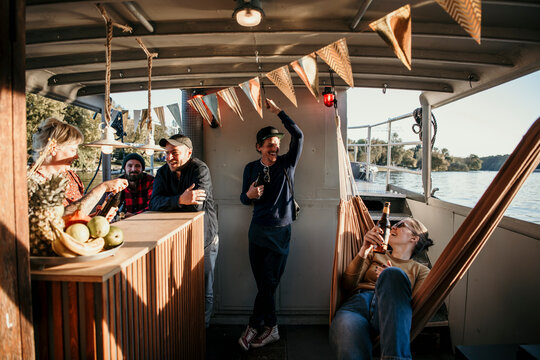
top-left (101, 145), bottom-right (114, 154)
top-left (236, 8), bottom-right (262, 27)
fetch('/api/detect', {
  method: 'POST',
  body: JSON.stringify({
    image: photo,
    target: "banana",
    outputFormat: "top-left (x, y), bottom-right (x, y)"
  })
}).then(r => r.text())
top-left (50, 223), bottom-right (104, 256)
top-left (51, 237), bottom-right (77, 257)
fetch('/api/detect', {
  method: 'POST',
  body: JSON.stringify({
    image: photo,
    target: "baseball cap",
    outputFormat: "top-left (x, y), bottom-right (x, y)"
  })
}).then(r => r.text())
top-left (256, 126), bottom-right (284, 144)
top-left (159, 134), bottom-right (193, 149)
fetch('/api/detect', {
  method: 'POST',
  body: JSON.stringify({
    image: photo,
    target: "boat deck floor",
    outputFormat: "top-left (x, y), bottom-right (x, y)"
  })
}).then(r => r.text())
top-left (206, 324), bottom-right (454, 359)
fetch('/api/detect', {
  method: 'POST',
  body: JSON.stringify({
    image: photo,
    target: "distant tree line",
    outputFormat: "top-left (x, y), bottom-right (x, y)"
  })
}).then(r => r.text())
top-left (480, 154), bottom-right (540, 171)
top-left (348, 133), bottom-right (483, 172)
top-left (26, 94), bottom-right (170, 171)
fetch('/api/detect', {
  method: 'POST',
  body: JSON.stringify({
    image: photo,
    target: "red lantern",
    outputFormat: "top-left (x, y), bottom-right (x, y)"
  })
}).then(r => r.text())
top-left (322, 87), bottom-right (335, 107)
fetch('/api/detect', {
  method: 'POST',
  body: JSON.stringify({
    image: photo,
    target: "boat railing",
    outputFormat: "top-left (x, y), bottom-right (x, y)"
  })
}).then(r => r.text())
top-left (348, 111), bottom-right (422, 187)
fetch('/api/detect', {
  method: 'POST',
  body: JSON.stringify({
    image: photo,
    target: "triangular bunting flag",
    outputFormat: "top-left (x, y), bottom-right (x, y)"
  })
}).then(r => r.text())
top-left (154, 106), bottom-right (166, 127)
top-left (369, 5), bottom-right (412, 70)
top-left (218, 87), bottom-right (244, 121)
top-left (203, 93), bottom-right (221, 126)
top-left (139, 109), bottom-right (149, 129)
top-left (291, 53), bottom-right (320, 102)
top-left (133, 109), bottom-right (141, 130)
top-left (239, 77), bottom-right (263, 119)
top-left (265, 65), bottom-right (297, 107)
top-left (167, 103), bottom-right (182, 129)
top-left (316, 38), bottom-right (354, 87)
top-left (188, 97), bottom-right (213, 125)
top-left (436, 0), bottom-right (481, 44)
top-left (121, 110), bottom-right (129, 130)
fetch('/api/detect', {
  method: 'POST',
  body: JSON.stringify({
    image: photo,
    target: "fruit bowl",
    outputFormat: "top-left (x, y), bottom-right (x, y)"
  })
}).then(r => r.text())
top-left (30, 242), bottom-right (123, 268)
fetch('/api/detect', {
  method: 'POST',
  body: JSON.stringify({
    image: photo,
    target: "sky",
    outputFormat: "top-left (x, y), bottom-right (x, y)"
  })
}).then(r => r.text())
top-left (347, 70), bottom-right (540, 158)
top-left (111, 71), bottom-right (540, 158)
top-left (111, 89), bottom-right (183, 130)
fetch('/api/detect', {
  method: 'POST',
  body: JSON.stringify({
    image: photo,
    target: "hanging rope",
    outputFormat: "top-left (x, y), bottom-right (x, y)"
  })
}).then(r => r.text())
top-left (96, 4), bottom-right (132, 126)
top-left (136, 38), bottom-right (158, 131)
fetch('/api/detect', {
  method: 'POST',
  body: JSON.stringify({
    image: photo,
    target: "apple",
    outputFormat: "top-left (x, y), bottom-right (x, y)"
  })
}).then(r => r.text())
top-left (86, 216), bottom-right (110, 238)
top-left (65, 223), bottom-right (90, 243)
top-left (104, 226), bottom-right (124, 248)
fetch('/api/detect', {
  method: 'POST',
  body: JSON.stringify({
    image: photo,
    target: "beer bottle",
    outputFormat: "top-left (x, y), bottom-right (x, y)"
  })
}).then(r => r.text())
top-left (373, 202), bottom-right (391, 253)
top-left (97, 192), bottom-right (122, 221)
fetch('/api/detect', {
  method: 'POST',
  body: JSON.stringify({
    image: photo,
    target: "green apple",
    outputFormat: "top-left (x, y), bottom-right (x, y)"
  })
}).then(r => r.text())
top-left (86, 216), bottom-right (110, 238)
top-left (104, 226), bottom-right (124, 248)
top-left (65, 223), bottom-right (90, 243)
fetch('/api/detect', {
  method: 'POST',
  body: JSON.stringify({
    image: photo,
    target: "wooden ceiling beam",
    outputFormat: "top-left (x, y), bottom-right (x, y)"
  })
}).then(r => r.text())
top-left (26, 45), bottom-right (513, 71)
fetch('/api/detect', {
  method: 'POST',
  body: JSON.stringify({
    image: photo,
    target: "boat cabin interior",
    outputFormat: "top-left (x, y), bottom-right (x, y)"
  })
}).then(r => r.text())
top-left (2, 0), bottom-right (540, 358)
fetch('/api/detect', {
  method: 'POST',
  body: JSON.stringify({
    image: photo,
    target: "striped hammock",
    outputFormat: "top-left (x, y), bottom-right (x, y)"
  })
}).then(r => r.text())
top-left (330, 115), bottom-right (540, 341)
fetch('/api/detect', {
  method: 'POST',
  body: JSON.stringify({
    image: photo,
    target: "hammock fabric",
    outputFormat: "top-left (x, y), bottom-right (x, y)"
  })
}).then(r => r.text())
top-left (410, 117), bottom-right (540, 339)
top-left (330, 197), bottom-right (374, 322)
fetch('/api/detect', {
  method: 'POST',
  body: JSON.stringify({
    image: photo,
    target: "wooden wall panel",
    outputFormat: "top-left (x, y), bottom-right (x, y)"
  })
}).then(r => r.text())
top-left (32, 216), bottom-right (205, 359)
top-left (0, 0), bottom-right (34, 357)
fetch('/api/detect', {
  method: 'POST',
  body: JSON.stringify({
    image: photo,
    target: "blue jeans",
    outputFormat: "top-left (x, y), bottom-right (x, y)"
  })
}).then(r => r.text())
top-left (204, 235), bottom-right (219, 328)
top-left (329, 267), bottom-right (413, 360)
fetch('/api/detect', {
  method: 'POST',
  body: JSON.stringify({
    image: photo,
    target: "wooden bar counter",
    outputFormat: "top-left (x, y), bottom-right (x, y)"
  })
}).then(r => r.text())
top-left (31, 211), bottom-right (205, 360)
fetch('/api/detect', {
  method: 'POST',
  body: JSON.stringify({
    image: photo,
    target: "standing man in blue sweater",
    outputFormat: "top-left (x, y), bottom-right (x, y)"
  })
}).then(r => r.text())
top-left (238, 98), bottom-right (304, 350)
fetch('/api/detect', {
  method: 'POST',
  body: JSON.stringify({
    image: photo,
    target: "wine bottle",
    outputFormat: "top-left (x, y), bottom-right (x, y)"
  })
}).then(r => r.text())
top-left (97, 192), bottom-right (122, 221)
top-left (373, 202), bottom-right (391, 253)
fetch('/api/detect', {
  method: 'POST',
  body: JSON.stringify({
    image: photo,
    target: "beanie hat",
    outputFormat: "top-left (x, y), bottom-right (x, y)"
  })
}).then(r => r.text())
top-left (122, 153), bottom-right (145, 171)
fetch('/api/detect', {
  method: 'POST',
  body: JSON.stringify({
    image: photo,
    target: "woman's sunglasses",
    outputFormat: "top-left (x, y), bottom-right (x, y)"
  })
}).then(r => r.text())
top-left (392, 220), bottom-right (416, 235)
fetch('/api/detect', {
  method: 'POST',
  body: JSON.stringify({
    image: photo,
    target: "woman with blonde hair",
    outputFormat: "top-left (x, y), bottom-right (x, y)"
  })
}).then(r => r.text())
top-left (31, 117), bottom-right (127, 216)
top-left (329, 217), bottom-right (434, 360)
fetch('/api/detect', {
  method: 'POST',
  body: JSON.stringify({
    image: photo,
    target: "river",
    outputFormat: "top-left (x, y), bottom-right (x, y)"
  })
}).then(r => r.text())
top-left (366, 170), bottom-right (540, 225)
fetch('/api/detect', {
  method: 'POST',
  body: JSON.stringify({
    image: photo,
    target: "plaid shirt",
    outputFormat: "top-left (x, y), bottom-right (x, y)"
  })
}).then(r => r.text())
top-left (119, 172), bottom-right (154, 214)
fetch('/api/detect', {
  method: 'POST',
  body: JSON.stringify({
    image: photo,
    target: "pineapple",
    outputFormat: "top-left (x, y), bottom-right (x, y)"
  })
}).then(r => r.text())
top-left (28, 173), bottom-right (69, 256)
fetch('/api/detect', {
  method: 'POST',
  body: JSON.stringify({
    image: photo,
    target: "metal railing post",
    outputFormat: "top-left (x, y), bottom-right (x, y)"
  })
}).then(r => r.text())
top-left (366, 125), bottom-right (372, 168)
top-left (386, 121), bottom-right (391, 187)
top-left (420, 94), bottom-right (432, 202)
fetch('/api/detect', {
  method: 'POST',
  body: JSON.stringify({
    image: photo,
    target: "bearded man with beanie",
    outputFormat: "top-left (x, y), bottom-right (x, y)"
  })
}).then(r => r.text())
top-left (118, 152), bottom-right (154, 218)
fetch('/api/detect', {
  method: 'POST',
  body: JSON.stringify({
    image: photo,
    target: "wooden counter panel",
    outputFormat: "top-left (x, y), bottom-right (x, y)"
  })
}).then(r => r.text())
top-left (31, 212), bottom-right (205, 359)
top-left (30, 212), bottom-right (204, 282)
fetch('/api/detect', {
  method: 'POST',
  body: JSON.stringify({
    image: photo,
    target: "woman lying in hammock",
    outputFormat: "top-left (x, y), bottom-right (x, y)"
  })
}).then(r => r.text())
top-left (329, 217), bottom-right (433, 360)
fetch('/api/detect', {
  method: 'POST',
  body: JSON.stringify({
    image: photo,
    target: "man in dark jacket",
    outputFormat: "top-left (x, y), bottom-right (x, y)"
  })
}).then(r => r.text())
top-left (149, 134), bottom-right (218, 328)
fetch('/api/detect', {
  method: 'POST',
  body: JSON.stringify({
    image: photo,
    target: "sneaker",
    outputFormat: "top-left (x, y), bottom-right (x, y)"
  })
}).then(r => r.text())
top-left (238, 325), bottom-right (258, 351)
top-left (250, 325), bottom-right (280, 348)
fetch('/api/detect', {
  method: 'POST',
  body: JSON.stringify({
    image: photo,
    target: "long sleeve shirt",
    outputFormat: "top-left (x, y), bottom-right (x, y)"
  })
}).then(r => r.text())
top-left (240, 111), bottom-right (304, 227)
top-left (149, 158), bottom-right (218, 248)
top-left (342, 252), bottom-right (430, 297)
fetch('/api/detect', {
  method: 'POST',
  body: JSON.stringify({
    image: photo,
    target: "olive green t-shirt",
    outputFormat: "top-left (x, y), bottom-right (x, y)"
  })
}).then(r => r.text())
top-left (342, 252), bottom-right (430, 296)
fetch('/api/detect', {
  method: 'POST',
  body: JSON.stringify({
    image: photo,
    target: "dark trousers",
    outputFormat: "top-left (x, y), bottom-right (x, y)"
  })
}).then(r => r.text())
top-left (248, 241), bottom-right (289, 328)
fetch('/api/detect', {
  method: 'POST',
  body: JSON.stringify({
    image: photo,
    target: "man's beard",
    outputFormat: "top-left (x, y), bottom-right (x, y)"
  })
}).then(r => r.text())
top-left (126, 172), bottom-right (142, 181)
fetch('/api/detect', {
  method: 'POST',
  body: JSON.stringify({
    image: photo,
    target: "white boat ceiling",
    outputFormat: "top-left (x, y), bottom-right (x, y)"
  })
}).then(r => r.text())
top-left (25, 0), bottom-right (540, 108)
